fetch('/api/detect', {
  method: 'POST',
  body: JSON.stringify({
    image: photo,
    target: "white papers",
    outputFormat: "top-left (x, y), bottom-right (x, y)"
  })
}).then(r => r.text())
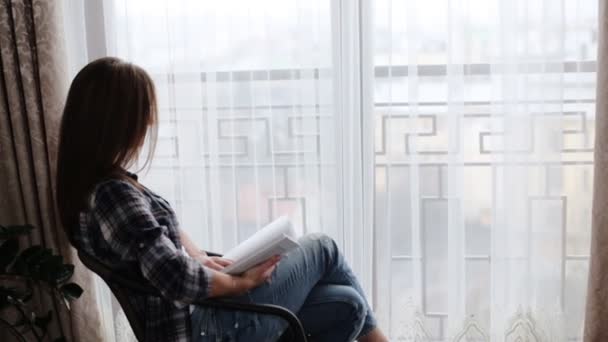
top-left (221, 216), bottom-right (300, 275)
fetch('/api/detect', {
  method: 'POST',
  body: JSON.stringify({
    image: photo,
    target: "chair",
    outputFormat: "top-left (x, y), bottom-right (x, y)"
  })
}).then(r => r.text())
top-left (77, 249), bottom-right (307, 342)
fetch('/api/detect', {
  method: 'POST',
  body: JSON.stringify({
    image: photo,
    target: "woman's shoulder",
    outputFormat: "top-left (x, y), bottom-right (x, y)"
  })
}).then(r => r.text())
top-left (90, 176), bottom-right (148, 208)
top-left (94, 176), bottom-right (140, 194)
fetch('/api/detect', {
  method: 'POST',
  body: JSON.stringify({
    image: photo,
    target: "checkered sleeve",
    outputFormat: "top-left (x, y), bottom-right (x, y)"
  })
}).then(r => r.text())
top-left (92, 179), bottom-right (213, 302)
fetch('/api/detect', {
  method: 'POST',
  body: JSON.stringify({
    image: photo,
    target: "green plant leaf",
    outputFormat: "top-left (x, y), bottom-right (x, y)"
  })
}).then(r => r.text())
top-left (39, 254), bottom-right (63, 283)
top-left (60, 283), bottom-right (83, 300)
top-left (0, 224), bottom-right (82, 341)
top-left (0, 224), bottom-right (33, 240)
top-left (54, 264), bottom-right (75, 285)
top-left (12, 245), bottom-right (44, 274)
top-left (13, 246), bottom-right (53, 279)
top-left (27, 248), bottom-right (54, 271)
top-left (0, 238), bottom-right (19, 272)
top-left (17, 245), bottom-right (44, 260)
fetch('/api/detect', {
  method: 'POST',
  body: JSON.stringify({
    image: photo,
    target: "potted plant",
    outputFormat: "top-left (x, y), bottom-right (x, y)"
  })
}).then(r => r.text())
top-left (0, 224), bottom-right (83, 342)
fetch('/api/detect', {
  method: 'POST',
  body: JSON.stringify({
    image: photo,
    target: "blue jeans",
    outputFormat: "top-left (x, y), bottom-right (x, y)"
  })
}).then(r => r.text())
top-left (191, 233), bottom-right (377, 342)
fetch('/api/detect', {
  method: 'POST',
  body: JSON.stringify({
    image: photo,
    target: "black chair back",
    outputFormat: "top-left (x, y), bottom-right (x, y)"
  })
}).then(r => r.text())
top-left (77, 249), bottom-right (152, 341)
top-left (76, 249), bottom-right (307, 342)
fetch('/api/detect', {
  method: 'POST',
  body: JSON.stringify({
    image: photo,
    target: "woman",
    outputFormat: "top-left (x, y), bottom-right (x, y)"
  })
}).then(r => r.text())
top-left (56, 57), bottom-right (387, 342)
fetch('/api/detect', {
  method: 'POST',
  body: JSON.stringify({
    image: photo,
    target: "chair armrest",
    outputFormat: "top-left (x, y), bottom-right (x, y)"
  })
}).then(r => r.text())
top-left (195, 299), bottom-right (307, 342)
top-left (113, 278), bottom-right (308, 341)
top-left (198, 252), bottom-right (306, 340)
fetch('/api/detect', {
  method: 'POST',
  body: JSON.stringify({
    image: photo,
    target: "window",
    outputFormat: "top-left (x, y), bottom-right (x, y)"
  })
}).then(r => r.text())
top-left (73, 0), bottom-right (596, 340)
top-left (372, 0), bottom-right (596, 340)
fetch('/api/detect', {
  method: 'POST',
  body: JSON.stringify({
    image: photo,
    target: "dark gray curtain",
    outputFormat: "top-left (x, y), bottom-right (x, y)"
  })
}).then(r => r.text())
top-left (0, 1), bottom-right (104, 341)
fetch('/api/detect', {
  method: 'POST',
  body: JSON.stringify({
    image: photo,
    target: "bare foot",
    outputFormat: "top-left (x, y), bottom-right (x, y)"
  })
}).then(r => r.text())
top-left (358, 327), bottom-right (389, 342)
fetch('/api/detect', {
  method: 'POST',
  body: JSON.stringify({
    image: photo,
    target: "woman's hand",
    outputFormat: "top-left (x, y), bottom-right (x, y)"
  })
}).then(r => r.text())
top-left (240, 255), bottom-right (281, 289)
top-left (180, 229), bottom-right (233, 271)
top-left (208, 255), bottom-right (281, 298)
top-left (195, 253), bottom-right (234, 271)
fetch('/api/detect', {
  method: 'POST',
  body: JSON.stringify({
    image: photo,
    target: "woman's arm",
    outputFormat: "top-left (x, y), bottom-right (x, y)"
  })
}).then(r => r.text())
top-left (180, 226), bottom-right (280, 296)
top-left (179, 228), bottom-right (233, 271)
top-left (181, 226), bottom-right (281, 296)
top-left (93, 180), bottom-right (278, 301)
top-left (178, 229), bottom-right (281, 297)
top-left (179, 228), bottom-right (204, 257)
top-left (208, 255), bottom-right (281, 297)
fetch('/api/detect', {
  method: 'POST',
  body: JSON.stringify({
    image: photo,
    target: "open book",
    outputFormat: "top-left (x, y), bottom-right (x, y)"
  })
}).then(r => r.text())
top-left (221, 216), bottom-right (300, 275)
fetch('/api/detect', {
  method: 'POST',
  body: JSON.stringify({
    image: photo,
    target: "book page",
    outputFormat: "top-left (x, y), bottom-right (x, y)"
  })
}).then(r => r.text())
top-left (223, 234), bottom-right (299, 275)
top-left (223, 216), bottom-right (295, 261)
top-left (221, 216), bottom-right (300, 275)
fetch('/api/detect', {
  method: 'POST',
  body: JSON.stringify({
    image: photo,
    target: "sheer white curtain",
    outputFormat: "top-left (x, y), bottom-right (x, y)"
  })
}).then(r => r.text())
top-left (104, 0), bottom-right (344, 254)
top-left (61, 0), bottom-right (596, 341)
top-left (373, 0), bottom-right (596, 340)
top-left (63, 0), bottom-right (370, 340)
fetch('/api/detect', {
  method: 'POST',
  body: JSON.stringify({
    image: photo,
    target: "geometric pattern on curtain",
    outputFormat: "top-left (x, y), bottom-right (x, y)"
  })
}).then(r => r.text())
top-left (373, 1), bottom-right (597, 341)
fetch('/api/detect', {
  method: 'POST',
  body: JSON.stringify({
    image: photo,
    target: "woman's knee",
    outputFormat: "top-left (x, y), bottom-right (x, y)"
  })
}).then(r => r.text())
top-left (300, 232), bottom-right (337, 254)
top-left (298, 233), bottom-right (342, 273)
top-left (300, 285), bottom-right (367, 340)
top-left (327, 286), bottom-right (367, 339)
top-left (316, 285), bottom-right (366, 318)
top-left (337, 285), bottom-right (366, 316)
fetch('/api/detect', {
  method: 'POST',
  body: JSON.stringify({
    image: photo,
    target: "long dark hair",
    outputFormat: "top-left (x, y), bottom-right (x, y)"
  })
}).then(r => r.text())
top-left (56, 57), bottom-right (158, 234)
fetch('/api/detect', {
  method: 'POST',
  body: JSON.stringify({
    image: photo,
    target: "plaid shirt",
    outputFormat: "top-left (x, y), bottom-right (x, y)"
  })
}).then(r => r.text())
top-left (73, 173), bottom-right (213, 342)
